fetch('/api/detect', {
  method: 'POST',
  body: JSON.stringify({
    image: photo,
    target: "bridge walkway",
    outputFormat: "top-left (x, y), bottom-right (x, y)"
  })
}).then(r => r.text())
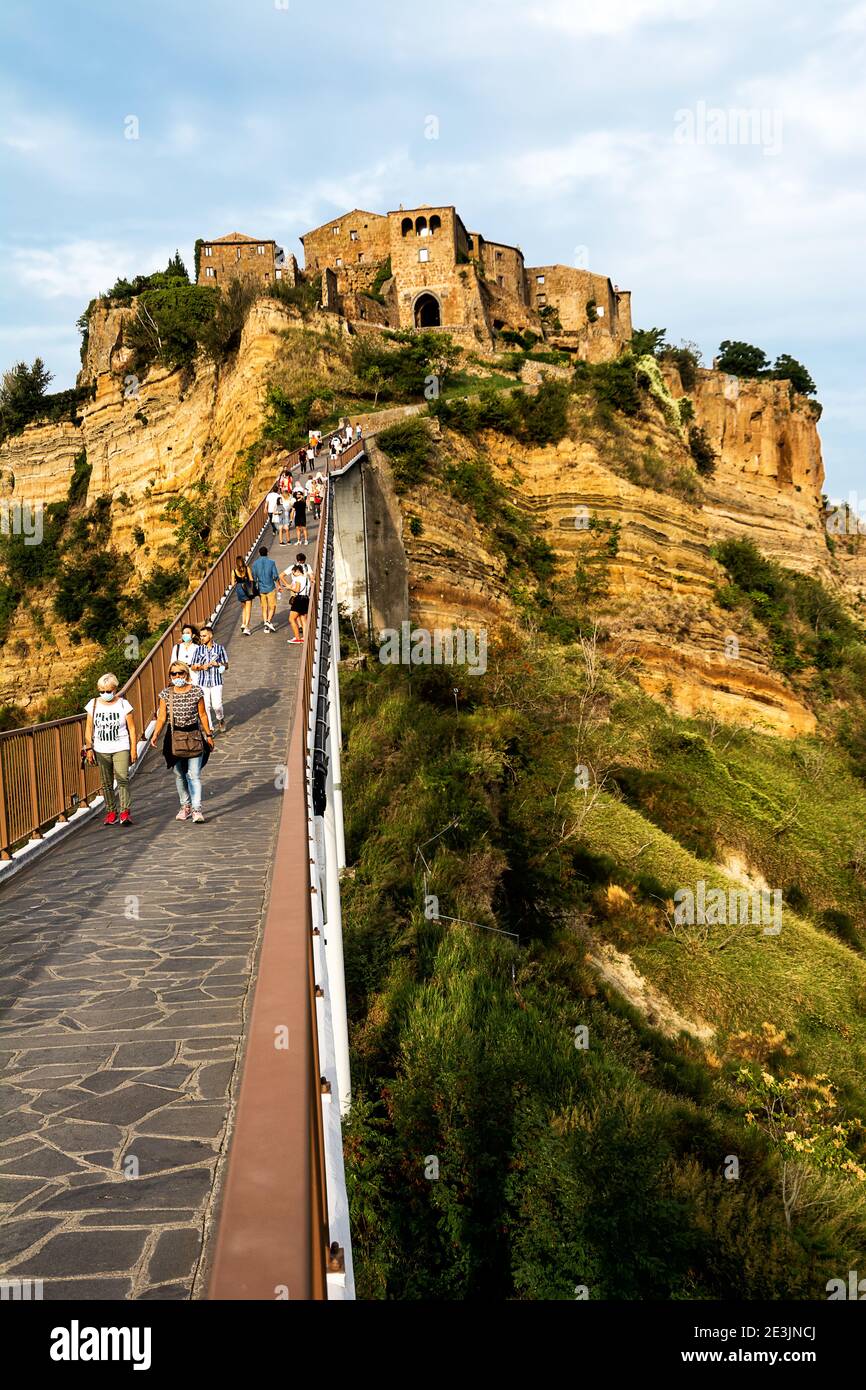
top-left (0, 508), bottom-right (318, 1299)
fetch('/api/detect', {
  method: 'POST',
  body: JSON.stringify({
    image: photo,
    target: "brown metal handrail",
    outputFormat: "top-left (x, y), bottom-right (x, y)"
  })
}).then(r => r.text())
top-left (0, 434), bottom-right (364, 859)
top-left (208, 487), bottom-right (332, 1298)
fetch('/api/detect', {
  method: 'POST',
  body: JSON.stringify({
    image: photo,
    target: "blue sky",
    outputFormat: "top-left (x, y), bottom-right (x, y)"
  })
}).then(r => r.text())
top-left (1, 0), bottom-right (863, 499)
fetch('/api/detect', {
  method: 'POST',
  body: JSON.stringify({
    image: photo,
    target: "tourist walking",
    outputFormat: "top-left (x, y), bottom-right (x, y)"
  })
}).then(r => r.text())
top-left (150, 662), bottom-right (214, 824)
top-left (233, 556), bottom-right (256, 635)
top-left (286, 563), bottom-right (312, 644)
top-left (170, 623), bottom-right (200, 673)
top-left (278, 492), bottom-right (292, 545)
top-left (305, 443), bottom-right (315, 473)
top-left (310, 475), bottom-right (323, 521)
top-left (292, 486), bottom-right (308, 547)
top-left (251, 545), bottom-right (280, 632)
top-left (355, 423), bottom-right (362, 442)
top-left (191, 626), bottom-right (228, 733)
top-left (266, 485), bottom-right (281, 536)
top-left (84, 673), bottom-right (137, 827)
top-left (343, 424), bottom-right (353, 447)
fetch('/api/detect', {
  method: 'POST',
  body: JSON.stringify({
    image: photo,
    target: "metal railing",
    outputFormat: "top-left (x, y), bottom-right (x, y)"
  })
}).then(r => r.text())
top-left (0, 436), bottom-right (364, 859)
top-left (209, 441), bottom-right (364, 1299)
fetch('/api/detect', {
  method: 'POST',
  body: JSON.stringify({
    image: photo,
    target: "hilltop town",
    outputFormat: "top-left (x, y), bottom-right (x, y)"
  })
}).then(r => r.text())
top-left (194, 204), bottom-right (632, 357)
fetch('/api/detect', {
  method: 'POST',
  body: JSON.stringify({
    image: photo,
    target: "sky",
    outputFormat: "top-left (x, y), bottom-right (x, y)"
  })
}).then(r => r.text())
top-left (0, 0), bottom-right (863, 499)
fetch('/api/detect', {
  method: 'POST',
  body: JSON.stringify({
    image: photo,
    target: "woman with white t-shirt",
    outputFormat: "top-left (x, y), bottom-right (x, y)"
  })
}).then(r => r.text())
top-left (170, 624), bottom-right (200, 679)
top-left (83, 673), bottom-right (138, 826)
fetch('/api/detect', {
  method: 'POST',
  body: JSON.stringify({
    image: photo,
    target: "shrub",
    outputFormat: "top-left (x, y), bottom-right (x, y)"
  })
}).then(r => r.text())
top-left (142, 564), bottom-right (186, 606)
top-left (689, 424), bottom-right (717, 476)
top-left (368, 257), bottom-right (392, 305)
top-left (431, 379), bottom-right (569, 446)
top-left (68, 450), bottom-right (91, 505)
top-left (268, 274), bottom-right (322, 316)
top-left (124, 284), bottom-right (218, 372)
top-left (579, 356), bottom-right (643, 418)
top-left (352, 330), bottom-right (460, 402)
top-left (198, 278), bottom-right (259, 360)
top-left (661, 342), bottom-right (701, 390)
top-left (377, 418), bottom-right (436, 491)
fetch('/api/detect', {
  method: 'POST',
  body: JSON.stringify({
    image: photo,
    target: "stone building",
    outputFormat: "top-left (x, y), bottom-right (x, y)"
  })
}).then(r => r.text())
top-left (524, 264), bottom-right (632, 341)
top-left (197, 233), bottom-right (297, 289)
top-left (297, 203), bottom-right (633, 352)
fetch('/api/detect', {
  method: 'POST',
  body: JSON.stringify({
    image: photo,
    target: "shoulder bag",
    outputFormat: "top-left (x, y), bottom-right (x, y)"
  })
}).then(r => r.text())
top-left (169, 688), bottom-right (203, 759)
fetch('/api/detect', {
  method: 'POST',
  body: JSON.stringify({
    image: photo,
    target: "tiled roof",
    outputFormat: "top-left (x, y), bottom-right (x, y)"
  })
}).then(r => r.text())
top-left (208, 232), bottom-right (274, 244)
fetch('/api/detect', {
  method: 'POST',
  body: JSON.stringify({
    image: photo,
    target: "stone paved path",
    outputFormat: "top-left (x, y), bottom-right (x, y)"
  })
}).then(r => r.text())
top-left (0, 513), bottom-right (317, 1299)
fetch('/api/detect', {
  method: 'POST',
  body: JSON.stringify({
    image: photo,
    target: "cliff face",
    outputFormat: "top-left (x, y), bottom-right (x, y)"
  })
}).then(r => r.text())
top-left (401, 373), bottom-right (832, 737)
top-left (0, 310), bottom-right (841, 737)
top-left (0, 299), bottom-right (306, 713)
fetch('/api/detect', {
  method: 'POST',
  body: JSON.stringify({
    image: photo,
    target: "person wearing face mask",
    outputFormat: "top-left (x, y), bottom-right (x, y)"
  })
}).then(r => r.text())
top-left (190, 625), bottom-right (229, 733)
top-left (83, 673), bottom-right (138, 826)
top-left (170, 622), bottom-right (200, 676)
top-left (150, 662), bottom-right (214, 823)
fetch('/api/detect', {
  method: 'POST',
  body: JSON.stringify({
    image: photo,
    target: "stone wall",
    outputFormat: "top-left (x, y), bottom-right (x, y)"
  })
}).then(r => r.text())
top-left (198, 237), bottom-right (277, 288)
top-left (388, 208), bottom-right (484, 330)
top-left (301, 210), bottom-right (390, 277)
top-left (524, 265), bottom-right (624, 335)
top-left (473, 236), bottom-right (526, 301)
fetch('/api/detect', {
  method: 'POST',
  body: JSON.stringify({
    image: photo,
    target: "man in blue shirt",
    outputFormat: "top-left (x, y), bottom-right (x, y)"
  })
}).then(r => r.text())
top-left (250, 546), bottom-right (281, 633)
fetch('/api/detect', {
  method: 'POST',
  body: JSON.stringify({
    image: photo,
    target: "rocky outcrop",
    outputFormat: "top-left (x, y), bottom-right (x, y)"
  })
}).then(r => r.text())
top-left (399, 375), bottom-right (828, 737)
top-left (0, 299), bottom-right (308, 711)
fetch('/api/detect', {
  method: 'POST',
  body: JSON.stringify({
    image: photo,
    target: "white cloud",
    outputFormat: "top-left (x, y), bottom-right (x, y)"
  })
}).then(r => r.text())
top-left (527, 0), bottom-right (719, 37)
top-left (10, 241), bottom-right (165, 300)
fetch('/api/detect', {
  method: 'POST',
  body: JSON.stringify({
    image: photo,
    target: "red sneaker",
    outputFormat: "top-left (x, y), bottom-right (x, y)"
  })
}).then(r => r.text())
top-left (103, 812), bottom-right (118, 825)
top-left (119, 811), bottom-right (132, 826)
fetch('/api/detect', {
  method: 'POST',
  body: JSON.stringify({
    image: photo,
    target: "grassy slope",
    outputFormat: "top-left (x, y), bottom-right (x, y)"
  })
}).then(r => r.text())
top-left (340, 640), bottom-right (866, 1300)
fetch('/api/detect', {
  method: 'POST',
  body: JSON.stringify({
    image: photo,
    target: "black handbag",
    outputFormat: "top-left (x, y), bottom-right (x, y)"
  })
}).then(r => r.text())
top-left (169, 690), bottom-right (203, 759)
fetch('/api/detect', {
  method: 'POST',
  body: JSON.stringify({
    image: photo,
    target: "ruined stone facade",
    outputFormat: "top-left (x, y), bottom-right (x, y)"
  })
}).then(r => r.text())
top-left (203, 207), bottom-right (632, 352)
top-left (523, 264), bottom-right (632, 340)
top-left (197, 233), bottom-right (296, 289)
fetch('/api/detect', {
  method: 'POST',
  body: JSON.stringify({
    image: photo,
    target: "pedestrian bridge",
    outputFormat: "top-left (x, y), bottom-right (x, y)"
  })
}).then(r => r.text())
top-left (0, 440), bottom-right (364, 1300)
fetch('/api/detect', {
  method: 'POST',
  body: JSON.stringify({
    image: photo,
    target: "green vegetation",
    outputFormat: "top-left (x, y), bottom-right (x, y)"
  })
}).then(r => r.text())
top-left (341, 636), bottom-right (866, 1298)
top-left (368, 257), bottom-right (392, 305)
top-left (430, 378), bottom-right (570, 446)
top-left (377, 418), bottom-right (436, 492)
top-left (352, 330), bottom-right (461, 402)
top-left (717, 341), bottom-right (817, 397)
top-left (268, 273), bottom-right (322, 317)
top-left (688, 423), bottom-right (717, 476)
top-left (713, 538), bottom-right (864, 685)
top-left (0, 359), bottom-right (95, 444)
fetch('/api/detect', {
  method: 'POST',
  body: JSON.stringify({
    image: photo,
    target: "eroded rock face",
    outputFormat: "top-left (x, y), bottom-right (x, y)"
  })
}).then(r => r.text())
top-left (402, 376), bottom-right (829, 738)
top-left (0, 300), bottom-right (303, 711)
top-left (0, 310), bottom-right (840, 739)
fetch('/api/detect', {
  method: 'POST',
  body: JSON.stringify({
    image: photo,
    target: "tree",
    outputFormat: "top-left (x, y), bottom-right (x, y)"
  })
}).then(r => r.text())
top-left (716, 340), bottom-right (770, 377)
top-left (0, 358), bottom-right (53, 441)
top-left (772, 354), bottom-right (816, 397)
top-left (165, 250), bottom-right (189, 282)
top-left (660, 340), bottom-right (701, 390)
top-left (630, 327), bottom-right (667, 357)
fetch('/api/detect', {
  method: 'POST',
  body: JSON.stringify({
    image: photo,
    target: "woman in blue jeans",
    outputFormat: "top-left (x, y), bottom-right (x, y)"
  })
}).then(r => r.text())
top-left (150, 661), bottom-right (214, 823)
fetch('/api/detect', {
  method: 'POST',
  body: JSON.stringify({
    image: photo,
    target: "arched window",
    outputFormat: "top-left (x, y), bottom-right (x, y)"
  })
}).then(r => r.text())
top-left (414, 292), bottom-right (441, 328)
top-left (401, 217), bottom-right (413, 237)
top-left (415, 215), bottom-right (428, 236)
top-left (429, 214), bottom-right (441, 236)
